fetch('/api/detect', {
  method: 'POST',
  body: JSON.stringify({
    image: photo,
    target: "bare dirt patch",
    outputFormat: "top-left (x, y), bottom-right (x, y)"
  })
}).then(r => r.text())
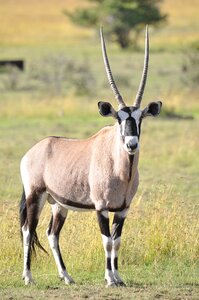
top-left (0, 284), bottom-right (199, 300)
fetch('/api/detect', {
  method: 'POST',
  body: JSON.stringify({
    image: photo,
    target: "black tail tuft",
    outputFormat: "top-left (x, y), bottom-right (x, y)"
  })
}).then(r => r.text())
top-left (19, 187), bottom-right (48, 255)
top-left (31, 231), bottom-right (48, 255)
top-left (19, 187), bottom-right (27, 241)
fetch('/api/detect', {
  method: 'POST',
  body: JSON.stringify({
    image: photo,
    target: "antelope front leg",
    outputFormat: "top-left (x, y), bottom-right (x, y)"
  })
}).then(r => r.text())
top-left (111, 208), bottom-right (128, 286)
top-left (96, 210), bottom-right (116, 287)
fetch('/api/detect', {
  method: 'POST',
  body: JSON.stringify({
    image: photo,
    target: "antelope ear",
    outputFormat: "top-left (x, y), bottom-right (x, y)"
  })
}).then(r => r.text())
top-left (98, 101), bottom-right (117, 118)
top-left (142, 101), bottom-right (162, 118)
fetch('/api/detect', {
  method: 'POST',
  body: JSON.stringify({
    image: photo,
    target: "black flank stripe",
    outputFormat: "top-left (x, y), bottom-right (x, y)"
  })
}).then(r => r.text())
top-left (47, 188), bottom-right (95, 210)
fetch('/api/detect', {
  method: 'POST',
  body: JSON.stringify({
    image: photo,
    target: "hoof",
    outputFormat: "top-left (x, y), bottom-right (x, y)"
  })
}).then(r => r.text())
top-left (22, 272), bottom-right (35, 285)
top-left (59, 271), bottom-right (75, 285)
top-left (64, 279), bottom-right (75, 285)
top-left (24, 277), bottom-right (35, 285)
top-left (106, 281), bottom-right (117, 288)
top-left (62, 276), bottom-right (75, 285)
top-left (117, 281), bottom-right (126, 287)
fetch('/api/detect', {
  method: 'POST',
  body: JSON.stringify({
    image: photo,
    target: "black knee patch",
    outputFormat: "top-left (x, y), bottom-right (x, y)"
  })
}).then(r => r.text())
top-left (111, 215), bottom-right (125, 240)
top-left (97, 211), bottom-right (110, 237)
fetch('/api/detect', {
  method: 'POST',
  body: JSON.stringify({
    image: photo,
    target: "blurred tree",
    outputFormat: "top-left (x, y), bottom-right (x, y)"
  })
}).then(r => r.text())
top-left (64, 0), bottom-right (167, 49)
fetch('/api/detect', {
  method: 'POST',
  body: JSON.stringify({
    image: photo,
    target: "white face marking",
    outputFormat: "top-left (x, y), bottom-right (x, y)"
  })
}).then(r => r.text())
top-left (118, 110), bottom-right (129, 136)
top-left (125, 136), bottom-right (138, 145)
top-left (124, 136), bottom-right (139, 154)
top-left (118, 108), bottom-right (142, 138)
top-left (121, 119), bottom-right (126, 136)
top-left (118, 110), bottom-right (129, 120)
top-left (118, 108), bottom-right (142, 154)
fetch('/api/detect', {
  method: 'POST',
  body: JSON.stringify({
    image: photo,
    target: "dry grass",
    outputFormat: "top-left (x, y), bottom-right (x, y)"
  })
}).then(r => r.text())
top-left (0, 89), bottom-right (198, 120)
top-left (0, 94), bottom-right (97, 118)
top-left (162, 0), bottom-right (199, 27)
top-left (125, 188), bottom-right (199, 265)
top-left (0, 0), bottom-right (198, 290)
top-left (0, 0), bottom-right (198, 47)
top-left (0, 186), bottom-right (198, 286)
top-left (0, 104), bottom-right (198, 288)
top-left (0, 0), bottom-right (91, 45)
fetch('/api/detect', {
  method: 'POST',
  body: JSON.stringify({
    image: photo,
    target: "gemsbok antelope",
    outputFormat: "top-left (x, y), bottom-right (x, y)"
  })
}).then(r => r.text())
top-left (19, 26), bottom-right (162, 287)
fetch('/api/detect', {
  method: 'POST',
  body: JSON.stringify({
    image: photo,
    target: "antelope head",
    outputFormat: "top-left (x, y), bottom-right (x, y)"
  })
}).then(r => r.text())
top-left (98, 26), bottom-right (162, 155)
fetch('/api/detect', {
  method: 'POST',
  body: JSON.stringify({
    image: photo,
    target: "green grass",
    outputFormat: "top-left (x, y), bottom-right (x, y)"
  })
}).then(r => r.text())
top-left (0, 113), bottom-right (198, 293)
top-left (0, 0), bottom-right (199, 298)
top-left (0, 77), bottom-right (198, 299)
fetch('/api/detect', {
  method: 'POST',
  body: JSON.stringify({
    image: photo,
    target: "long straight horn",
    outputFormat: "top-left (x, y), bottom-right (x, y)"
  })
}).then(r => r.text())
top-left (100, 27), bottom-right (126, 109)
top-left (133, 25), bottom-right (149, 108)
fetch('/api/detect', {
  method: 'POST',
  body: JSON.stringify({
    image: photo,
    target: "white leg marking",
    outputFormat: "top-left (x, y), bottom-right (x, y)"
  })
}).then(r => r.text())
top-left (51, 202), bottom-right (67, 218)
top-left (47, 234), bottom-right (74, 284)
top-left (111, 237), bottom-right (123, 283)
top-left (101, 234), bottom-right (115, 286)
top-left (100, 210), bottom-right (109, 218)
top-left (38, 192), bottom-right (47, 213)
top-left (111, 209), bottom-right (128, 285)
top-left (22, 226), bottom-right (34, 285)
top-left (101, 234), bottom-right (112, 256)
top-left (116, 208), bottom-right (129, 219)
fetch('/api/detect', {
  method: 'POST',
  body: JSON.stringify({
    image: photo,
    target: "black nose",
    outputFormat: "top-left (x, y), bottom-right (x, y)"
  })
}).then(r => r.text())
top-left (127, 142), bottom-right (138, 150)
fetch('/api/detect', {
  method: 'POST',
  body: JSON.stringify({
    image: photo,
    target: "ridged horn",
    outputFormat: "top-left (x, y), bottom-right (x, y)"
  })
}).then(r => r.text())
top-left (100, 27), bottom-right (126, 109)
top-left (133, 25), bottom-right (149, 108)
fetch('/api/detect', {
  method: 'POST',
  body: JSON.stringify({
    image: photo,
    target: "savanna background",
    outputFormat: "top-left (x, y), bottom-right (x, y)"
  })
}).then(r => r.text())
top-left (0, 0), bottom-right (198, 299)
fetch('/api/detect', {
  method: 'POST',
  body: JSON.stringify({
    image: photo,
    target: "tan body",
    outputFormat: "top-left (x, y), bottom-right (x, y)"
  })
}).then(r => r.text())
top-left (21, 124), bottom-right (139, 212)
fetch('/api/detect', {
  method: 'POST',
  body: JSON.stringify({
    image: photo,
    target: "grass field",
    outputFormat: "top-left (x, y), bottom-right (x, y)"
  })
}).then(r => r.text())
top-left (0, 0), bottom-right (199, 299)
